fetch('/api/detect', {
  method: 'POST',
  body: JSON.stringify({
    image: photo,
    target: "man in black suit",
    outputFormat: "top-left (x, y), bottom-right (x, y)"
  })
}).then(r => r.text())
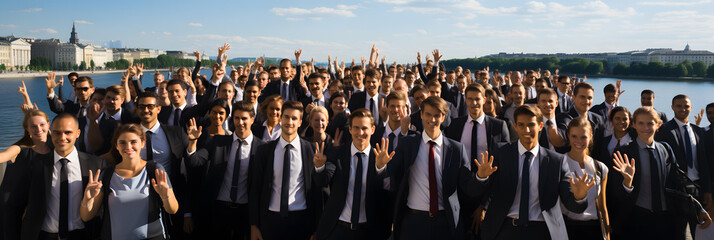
top-left (410, 80), bottom-right (454, 131)
top-left (608, 107), bottom-right (711, 239)
top-left (316, 109), bottom-right (391, 240)
top-left (523, 70), bottom-right (538, 101)
top-left (86, 84), bottom-right (139, 155)
top-left (474, 105), bottom-right (593, 240)
top-left (500, 84), bottom-right (526, 124)
top-left (371, 91), bottom-right (417, 150)
top-left (705, 103), bottom-right (714, 195)
top-left (349, 69), bottom-right (385, 124)
top-left (555, 75), bottom-right (574, 115)
top-left (654, 95), bottom-right (712, 212)
top-left (186, 101), bottom-right (265, 239)
top-left (589, 83), bottom-right (619, 120)
top-left (134, 92), bottom-right (193, 238)
top-left (46, 74), bottom-right (94, 118)
top-left (450, 75), bottom-right (469, 118)
top-left (377, 96), bottom-right (483, 240)
top-left (250, 101), bottom-right (333, 240)
top-left (557, 82), bottom-right (605, 140)
top-left (259, 50), bottom-right (307, 102)
top-left (641, 89), bottom-right (669, 123)
top-left (300, 73), bottom-right (328, 126)
top-left (158, 79), bottom-right (200, 129)
top-left (9, 114), bottom-right (106, 240)
top-left (536, 88), bottom-right (568, 153)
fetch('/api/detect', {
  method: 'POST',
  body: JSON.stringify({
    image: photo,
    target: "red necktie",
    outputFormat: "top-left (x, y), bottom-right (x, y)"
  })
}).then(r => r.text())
top-left (428, 141), bottom-right (438, 216)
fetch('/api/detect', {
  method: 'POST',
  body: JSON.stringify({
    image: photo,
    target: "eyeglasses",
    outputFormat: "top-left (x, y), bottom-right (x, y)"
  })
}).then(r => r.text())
top-left (137, 104), bottom-right (157, 110)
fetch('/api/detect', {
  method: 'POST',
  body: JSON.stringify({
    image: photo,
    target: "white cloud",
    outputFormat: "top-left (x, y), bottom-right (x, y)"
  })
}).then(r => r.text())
top-left (417, 29), bottom-right (428, 34)
top-left (639, 0), bottom-right (711, 6)
top-left (463, 30), bottom-right (536, 38)
top-left (392, 6), bottom-right (450, 14)
top-left (520, 1), bottom-right (636, 18)
top-left (551, 21), bottom-right (565, 26)
top-left (254, 36), bottom-right (346, 48)
top-left (188, 23), bottom-right (203, 27)
top-left (270, 6), bottom-right (356, 18)
top-left (454, 22), bottom-right (479, 28)
top-left (29, 28), bottom-right (57, 34)
top-left (187, 34), bottom-right (247, 42)
top-left (75, 20), bottom-right (93, 24)
top-left (17, 8), bottom-right (42, 13)
top-left (525, 1), bottom-right (547, 13)
top-left (337, 4), bottom-right (359, 10)
top-left (456, 0), bottom-right (518, 15)
top-left (286, 18), bottom-right (304, 21)
top-left (163, 32), bottom-right (172, 36)
top-left (0, 24), bottom-right (16, 28)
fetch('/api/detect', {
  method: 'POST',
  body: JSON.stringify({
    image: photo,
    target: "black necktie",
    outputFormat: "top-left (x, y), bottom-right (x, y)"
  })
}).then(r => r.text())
top-left (682, 125), bottom-right (694, 168)
top-left (388, 132), bottom-right (396, 153)
top-left (351, 153), bottom-right (365, 224)
top-left (519, 152), bottom-right (534, 226)
top-left (541, 120), bottom-right (553, 148)
top-left (281, 144), bottom-right (293, 217)
top-left (313, 98), bottom-right (319, 107)
top-left (471, 120), bottom-right (479, 161)
top-left (59, 158), bottom-right (69, 237)
top-left (78, 106), bottom-right (87, 131)
top-left (230, 139), bottom-right (244, 202)
top-left (173, 108), bottom-right (181, 127)
top-left (370, 98), bottom-right (377, 121)
top-left (281, 82), bottom-right (289, 100)
top-left (647, 148), bottom-right (663, 212)
top-left (145, 131), bottom-right (153, 161)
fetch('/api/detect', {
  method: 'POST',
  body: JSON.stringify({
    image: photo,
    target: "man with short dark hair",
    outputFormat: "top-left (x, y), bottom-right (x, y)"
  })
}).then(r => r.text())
top-left (158, 79), bottom-right (200, 129)
top-left (555, 75), bottom-right (574, 114)
top-left (590, 83), bottom-right (619, 119)
top-left (349, 69), bottom-right (384, 124)
top-left (556, 82), bottom-right (605, 139)
top-left (641, 89), bottom-right (668, 122)
top-left (260, 50), bottom-right (307, 102)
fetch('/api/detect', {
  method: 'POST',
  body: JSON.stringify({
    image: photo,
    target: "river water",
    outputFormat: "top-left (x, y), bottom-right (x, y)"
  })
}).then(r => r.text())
top-left (0, 71), bottom-right (713, 149)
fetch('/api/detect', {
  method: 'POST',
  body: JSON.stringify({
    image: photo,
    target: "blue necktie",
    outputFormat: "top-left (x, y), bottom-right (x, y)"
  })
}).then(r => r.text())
top-left (682, 125), bottom-right (694, 168)
top-left (351, 153), bottom-right (365, 224)
top-left (519, 152), bottom-right (534, 226)
top-left (647, 148), bottom-right (663, 212)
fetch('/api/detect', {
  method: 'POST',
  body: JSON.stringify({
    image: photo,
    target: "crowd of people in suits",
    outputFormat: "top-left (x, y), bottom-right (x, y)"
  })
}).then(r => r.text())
top-left (0, 43), bottom-right (712, 240)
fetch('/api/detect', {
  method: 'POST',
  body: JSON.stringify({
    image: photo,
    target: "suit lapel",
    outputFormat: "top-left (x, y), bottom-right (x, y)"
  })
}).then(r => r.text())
top-left (300, 139), bottom-right (312, 189)
top-left (504, 144), bottom-right (519, 203)
top-left (43, 154), bottom-right (54, 202)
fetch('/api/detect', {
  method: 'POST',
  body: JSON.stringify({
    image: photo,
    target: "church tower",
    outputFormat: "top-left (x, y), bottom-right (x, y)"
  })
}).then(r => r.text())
top-left (69, 22), bottom-right (79, 44)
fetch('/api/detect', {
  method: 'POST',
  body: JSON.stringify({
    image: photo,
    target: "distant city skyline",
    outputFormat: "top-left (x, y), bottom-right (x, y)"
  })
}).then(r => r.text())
top-left (2, 0), bottom-right (714, 62)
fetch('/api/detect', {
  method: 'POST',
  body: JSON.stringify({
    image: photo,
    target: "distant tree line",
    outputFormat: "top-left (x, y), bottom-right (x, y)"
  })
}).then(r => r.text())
top-left (613, 60), bottom-right (714, 78)
top-left (442, 56), bottom-right (605, 75)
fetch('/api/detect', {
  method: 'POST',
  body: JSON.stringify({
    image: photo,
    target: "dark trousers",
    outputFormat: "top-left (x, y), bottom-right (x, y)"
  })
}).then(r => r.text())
top-left (615, 206), bottom-right (680, 240)
top-left (399, 209), bottom-right (450, 240)
top-left (261, 210), bottom-right (313, 240)
top-left (209, 201), bottom-right (249, 240)
top-left (38, 229), bottom-right (88, 240)
top-left (494, 218), bottom-right (550, 240)
top-left (325, 221), bottom-right (369, 240)
top-left (564, 219), bottom-right (602, 240)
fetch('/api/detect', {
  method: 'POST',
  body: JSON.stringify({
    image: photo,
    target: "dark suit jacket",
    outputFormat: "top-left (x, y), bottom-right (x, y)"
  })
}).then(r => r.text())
top-left (94, 106), bottom-right (139, 155)
top-left (315, 145), bottom-right (390, 240)
top-left (11, 150), bottom-right (106, 240)
top-left (556, 92), bottom-right (574, 115)
top-left (655, 108), bottom-right (669, 123)
top-left (654, 120), bottom-right (711, 194)
top-left (47, 94), bottom-right (82, 116)
top-left (384, 134), bottom-right (480, 240)
top-left (409, 105), bottom-right (454, 132)
top-left (249, 138), bottom-right (332, 232)
top-left (445, 115), bottom-right (511, 163)
top-left (556, 108), bottom-right (606, 140)
top-left (538, 117), bottom-right (569, 154)
top-left (186, 134), bottom-right (266, 220)
top-left (475, 143), bottom-right (587, 240)
top-left (157, 104), bottom-right (201, 130)
top-left (704, 126), bottom-right (714, 188)
top-left (369, 123), bottom-right (418, 148)
top-left (258, 66), bottom-right (306, 103)
top-left (589, 102), bottom-right (610, 119)
top-left (347, 91), bottom-right (385, 123)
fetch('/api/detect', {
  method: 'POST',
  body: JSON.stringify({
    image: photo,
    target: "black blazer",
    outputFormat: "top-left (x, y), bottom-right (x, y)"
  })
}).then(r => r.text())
top-left (315, 145), bottom-right (390, 240)
top-left (655, 108), bottom-right (669, 123)
top-left (347, 91), bottom-right (385, 123)
top-left (384, 134), bottom-right (479, 240)
top-left (94, 106), bottom-right (139, 155)
top-left (654, 120), bottom-right (711, 194)
top-left (589, 102), bottom-right (610, 119)
top-left (445, 115), bottom-right (511, 162)
top-left (475, 143), bottom-right (587, 240)
top-left (556, 108), bottom-right (605, 140)
top-left (157, 104), bottom-right (201, 130)
top-left (538, 117), bottom-right (569, 154)
top-left (11, 150), bottom-right (106, 240)
top-left (409, 106), bottom-right (454, 132)
top-left (249, 138), bottom-right (332, 232)
top-left (186, 134), bottom-right (265, 220)
top-left (369, 123), bottom-right (418, 148)
top-left (259, 75), bottom-right (306, 103)
top-left (47, 94), bottom-right (82, 116)
top-left (556, 92), bottom-right (574, 115)
top-left (704, 126), bottom-right (714, 189)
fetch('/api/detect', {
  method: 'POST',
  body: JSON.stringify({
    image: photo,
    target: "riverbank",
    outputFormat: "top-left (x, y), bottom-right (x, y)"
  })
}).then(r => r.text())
top-left (0, 69), bottom-right (173, 79)
top-left (564, 74), bottom-right (714, 82)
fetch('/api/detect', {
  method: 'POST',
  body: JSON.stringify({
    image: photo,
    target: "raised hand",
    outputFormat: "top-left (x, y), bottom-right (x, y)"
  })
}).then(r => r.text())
top-left (136, 63), bottom-right (144, 76)
top-left (374, 138), bottom-right (395, 169)
top-left (695, 108), bottom-right (705, 126)
top-left (151, 169), bottom-right (173, 199)
top-left (45, 72), bottom-right (58, 91)
top-left (399, 106), bottom-right (411, 135)
top-left (218, 43), bottom-right (231, 57)
top-left (83, 170), bottom-right (103, 201)
top-left (87, 101), bottom-right (104, 121)
top-left (313, 142), bottom-right (327, 168)
top-left (20, 104), bottom-right (34, 115)
top-left (193, 51), bottom-right (201, 60)
top-left (361, 57), bottom-right (366, 66)
top-left (569, 172), bottom-right (596, 201)
top-left (432, 49), bottom-right (442, 63)
top-left (612, 151), bottom-right (635, 188)
top-left (294, 49), bottom-right (302, 63)
top-left (186, 118), bottom-right (203, 140)
top-left (379, 98), bottom-right (388, 122)
top-left (474, 151), bottom-right (498, 178)
top-left (333, 128), bottom-right (343, 147)
top-left (417, 52), bottom-right (422, 64)
top-left (18, 80), bottom-right (29, 97)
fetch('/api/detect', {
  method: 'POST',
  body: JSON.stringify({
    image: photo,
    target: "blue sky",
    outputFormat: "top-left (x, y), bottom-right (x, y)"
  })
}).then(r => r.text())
top-left (2, 0), bottom-right (713, 62)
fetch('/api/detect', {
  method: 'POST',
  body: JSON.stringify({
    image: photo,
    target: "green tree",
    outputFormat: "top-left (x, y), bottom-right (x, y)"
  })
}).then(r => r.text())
top-left (707, 63), bottom-right (714, 77)
top-left (613, 63), bottom-right (628, 75)
top-left (90, 60), bottom-right (95, 71)
top-left (79, 61), bottom-right (87, 70)
top-left (674, 64), bottom-right (688, 77)
top-left (585, 62), bottom-right (604, 74)
top-left (692, 61), bottom-right (707, 77)
top-left (682, 60), bottom-right (693, 76)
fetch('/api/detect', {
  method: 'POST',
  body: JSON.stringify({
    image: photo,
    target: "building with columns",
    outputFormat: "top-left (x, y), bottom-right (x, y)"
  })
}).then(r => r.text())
top-left (0, 36), bottom-right (32, 69)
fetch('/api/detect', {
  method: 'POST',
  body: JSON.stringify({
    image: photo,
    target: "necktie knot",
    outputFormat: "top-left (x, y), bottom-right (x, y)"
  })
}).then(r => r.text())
top-left (428, 140), bottom-right (436, 147)
top-left (546, 119), bottom-right (553, 127)
top-left (524, 151), bottom-right (534, 161)
top-left (59, 158), bottom-right (68, 166)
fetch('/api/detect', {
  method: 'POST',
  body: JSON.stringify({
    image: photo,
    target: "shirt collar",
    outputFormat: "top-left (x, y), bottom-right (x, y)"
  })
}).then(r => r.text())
top-left (141, 121), bottom-right (161, 134)
top-left (543, 116), bottom-right (556, 125)
top-left (311, 96), bottom-right (324, 102)
top-left (102, 108), bottom-right (122, 120)
top-left (234, 133), bottom-right (254, 144)
top-left (54, 147), bottom-right (79, 164)
top-left (556, 88), bottom-right (565, 97)
top-left (604, 101), bottom-right (615, 109)
top-left (468, 112), bottom-right (485, 125)
top-left (674, 118), bottom-right (689, 128)
top-left (350, 143), bottom-right (371, 157)
top-left (636, 138), bottom-right (656, 150)
top-left (517, 140), bottom-right (539, 157)
top-left (385, 122), bottom-right (401, 135)
top-left (173, 103), bottom-right (187, 111)
top-left (279, 135), bottom-right (301, 149)
top-left (421, 131), bottom-right (443, 147)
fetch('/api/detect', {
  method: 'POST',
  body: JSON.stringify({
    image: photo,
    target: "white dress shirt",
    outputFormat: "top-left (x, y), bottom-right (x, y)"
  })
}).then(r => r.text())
top-left (674, 118), bottom-right (699, 181)
top-left (339, 144), bottom-right (371, 223)
top-left (353, 86), bottom-right (365, 93)
top-left (269, 136), bottom-right (307, 212)
top-left (98, 109), bottom-right (122, 123)
top-left (311, 96), bottom-right (326, 108)
top-left (542, 116), bottom-right (557, 151)
top-left (606, 133), bottom-right (633, 157)
top-left (43, 148), bottom-right (85, 233)
top-left (507, 141), bottom-right (544, 221)
top-left (461, 113), bottom-right (488, 159)
top-left (407, 132), bottom-right (445, 211)
top-left (364, 92), bottom-right (380, 114)
top-left (169, 103), bottom-right (187, 126)
top-left (218, 134), bottom-right (254, 203)
top-left (140, 123), bottom-right (172, 175)
top-left (561, 155), bottom-right (606, 221)
top-left (263, 122), bottom-right (282, 142)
